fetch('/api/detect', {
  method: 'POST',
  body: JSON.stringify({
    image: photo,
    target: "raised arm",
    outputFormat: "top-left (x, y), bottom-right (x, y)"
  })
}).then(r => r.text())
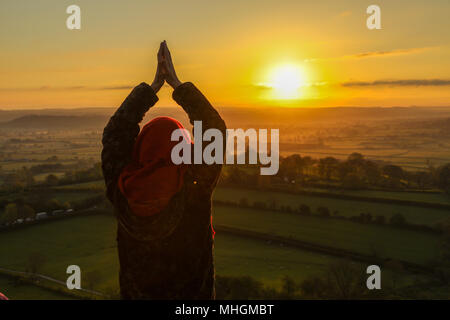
top-left (102, 43), bottom-right (166, 202)
top-left (160, 41), bottom-right (225, 134)
top-left (101, 83), bottom-right (159, 202)
top-left (160, 41), bottom-right (226, 189)
top-left (173, 82), bottom-right (226, 136)
top-left (173, 82), bottom-right (226, 190)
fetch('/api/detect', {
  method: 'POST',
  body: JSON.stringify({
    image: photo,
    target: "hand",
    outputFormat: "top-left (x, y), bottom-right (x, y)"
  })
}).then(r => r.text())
top-left (150, 43), bottom-right (165, 93)
top-left (160, 40), bottom-right (182, 89)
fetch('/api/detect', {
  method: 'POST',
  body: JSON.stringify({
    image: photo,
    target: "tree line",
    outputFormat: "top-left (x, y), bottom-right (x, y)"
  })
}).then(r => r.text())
top-left (219, 152), bottom-right (450, 192)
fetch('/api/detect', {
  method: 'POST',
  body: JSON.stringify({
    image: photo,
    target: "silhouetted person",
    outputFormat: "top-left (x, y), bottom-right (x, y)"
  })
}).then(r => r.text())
top-left (102, 41), bottom-right (226, 299)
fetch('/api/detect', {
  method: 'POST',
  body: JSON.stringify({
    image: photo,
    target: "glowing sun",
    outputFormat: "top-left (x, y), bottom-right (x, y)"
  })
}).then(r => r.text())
top-left (267, 64), bottom-right (306, 100)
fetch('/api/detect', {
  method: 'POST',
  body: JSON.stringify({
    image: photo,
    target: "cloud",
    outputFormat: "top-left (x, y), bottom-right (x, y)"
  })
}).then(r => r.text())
top-left (349, 47), bottom-right (431, 59)
top-left (341, 79), bottom-right (450, 87)
top-left (97, 85), bottom-right (134, 91)
top-left (251, 82), bottom-right (328, 91)
top-left (304, 46), bottom-right (436, 63)
top-left (251, 84), bottom-right (272, 91)
top-left (0, 85), bottom-right (134, 92)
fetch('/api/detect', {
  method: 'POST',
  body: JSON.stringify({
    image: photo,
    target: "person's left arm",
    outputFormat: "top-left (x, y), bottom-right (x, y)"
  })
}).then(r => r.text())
top-left (101, 83), bottom-right (158, 203)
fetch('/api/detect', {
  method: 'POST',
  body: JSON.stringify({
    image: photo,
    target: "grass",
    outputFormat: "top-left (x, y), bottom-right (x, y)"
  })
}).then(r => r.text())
top-left (0, 215), bottom-right (119, 293)
top-left (213, 205), bottom-right (441, 265)
top-left (0, 274), bottom-right (74, 300)
top-left (303, 187), bottom-right (450, 206)
top-left (54, 180), bottom-right (105, 190)
top-left (0, 191), bottom-right (98, 205)
top-left (50, 181), bottom-right (450, 226)
top-left (214, 187), bottom-right (450, 227)
top-left (33, 172), bottom-right (66, 182)
top-left (0, 214), bottom-right (353, 294)
top-left (215, 232), bottom-right (346, 287)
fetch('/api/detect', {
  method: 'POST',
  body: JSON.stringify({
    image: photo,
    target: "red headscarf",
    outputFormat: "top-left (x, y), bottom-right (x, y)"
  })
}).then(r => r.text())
top-left (118, 117), bottom-right (191, 217)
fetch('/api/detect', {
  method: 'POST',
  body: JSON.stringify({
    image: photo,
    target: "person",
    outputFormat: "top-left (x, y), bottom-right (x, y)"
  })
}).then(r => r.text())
top-left (101, 41), bottom-right (226, 299)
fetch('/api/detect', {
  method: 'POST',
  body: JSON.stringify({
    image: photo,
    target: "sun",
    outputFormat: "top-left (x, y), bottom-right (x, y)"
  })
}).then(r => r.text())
top-left (267, 64), bottom-right (306, 100)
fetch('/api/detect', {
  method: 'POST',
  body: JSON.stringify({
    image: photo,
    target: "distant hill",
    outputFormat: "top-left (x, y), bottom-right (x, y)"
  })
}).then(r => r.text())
top-left (0, 115), bottom-right (109, 130)
top-left (1, 106), bottom-right (450, 130)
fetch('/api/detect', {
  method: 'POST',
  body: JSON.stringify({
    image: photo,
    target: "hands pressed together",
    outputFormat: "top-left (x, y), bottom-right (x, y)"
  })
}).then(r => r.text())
top-left (150, 41), bottom-right (182, 93)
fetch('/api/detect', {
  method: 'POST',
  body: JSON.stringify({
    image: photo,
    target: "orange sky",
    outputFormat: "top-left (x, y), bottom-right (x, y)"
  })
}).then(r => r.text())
top-left (0, 0), bottom-right (449, 109)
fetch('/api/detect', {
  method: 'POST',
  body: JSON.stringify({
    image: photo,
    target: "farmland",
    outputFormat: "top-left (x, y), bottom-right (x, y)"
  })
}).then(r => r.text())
top-left (213, 205), bottom-right (441, 265)
top-left (0, 214), bottom-right (359, 293)
top-left (0, 108), bottom-right (449, 299)
top-left (214, 187), bottom-right (450, 227)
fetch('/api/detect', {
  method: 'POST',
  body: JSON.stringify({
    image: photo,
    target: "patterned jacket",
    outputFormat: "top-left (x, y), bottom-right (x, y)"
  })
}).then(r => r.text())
top-left (101, 82), bottom-right (226, 299)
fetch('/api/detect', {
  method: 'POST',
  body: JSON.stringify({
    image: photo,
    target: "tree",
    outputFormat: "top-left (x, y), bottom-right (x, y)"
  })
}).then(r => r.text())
top-left (18, 166), bottom-right (35, 187)
top-left (384, 260), bottom-right (404, 289)
top-left (27, 252), bottom-right (47, 275)
top-left (317, 206), bottom-right (330, 217)
top-left (318, 157), bottom-right (339, 180)
top-left (342, 173), bottom-right (366, 190)
top-left (215, 275), bottom-right (264, 299)
top-left (3, 173), bottom-right (26, 190)
top-left (364, 160), bottom-right (381, 185)
top-left (45, 174), bottom-right (59, 186)
top-left (0, 203), bottom-right (19, 224)
top-left (298, 204), bottom-right (311, 215)
top-left (389, 213), bottom-right (406, 227)
top-left (438, 163), bottom-right (450, 193)
top-left (84, 270), bottom-right (102, 291)
top-left (46, 198), bottom-right (62, 212)
top-left (300, 261), bottom-right (372, 299)
top-left (18, 204), bottom-right (35, 219)
top-left (253, 201), bottom-right (267, 210)
top-left (375, 215), bottom-right (386, 225)
top-left (279, 154), bottom-right (304, 181)
top-left (382, 165), bottom-right (404, 180)
top-left (279, 276), bottom-right (299, 299)
top-left (435, 222), bottom-right (450, 283)
top-left (63, 201), bottom-right (72, 210)
top-left (413, 171), bottom-right (432, 189)
top-left (239, 198), bottom-right (248, 207)
top-left (347, 152), bottom-right (365, 165)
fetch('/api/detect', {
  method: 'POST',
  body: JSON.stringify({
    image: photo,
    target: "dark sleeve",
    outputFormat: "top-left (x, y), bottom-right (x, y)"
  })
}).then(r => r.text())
top-left (172, 82), bottom-right (227, 190)
top-left (101, 82), bottom-right (158, 202)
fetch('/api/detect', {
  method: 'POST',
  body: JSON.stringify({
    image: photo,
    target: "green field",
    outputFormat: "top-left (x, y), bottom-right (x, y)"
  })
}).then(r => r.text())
top-left (54, 180), bottom-right (105, 191)
top-left (0, 191), bottom-right (97, 205)
top-left (33, 172), bottom-right (66, 182)
top-left (214, 187), bottom-right (450, 227)
top-left (302, 188), bottom-right (450, 206)
top-left (214, 205), bottom-right (441, 265)
top-left (0, 182), bottom-right (446, 298)
top-left (0, 274), bottom-right (73, 300)
top-left (50, 181), bottom-right (450, 227)
top-left (0, 214), bottom-right (355, 293)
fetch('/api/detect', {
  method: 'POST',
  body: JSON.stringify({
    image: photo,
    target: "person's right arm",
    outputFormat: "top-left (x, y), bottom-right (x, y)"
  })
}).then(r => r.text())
top-left (101, 83), bottom-right (159, 203)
